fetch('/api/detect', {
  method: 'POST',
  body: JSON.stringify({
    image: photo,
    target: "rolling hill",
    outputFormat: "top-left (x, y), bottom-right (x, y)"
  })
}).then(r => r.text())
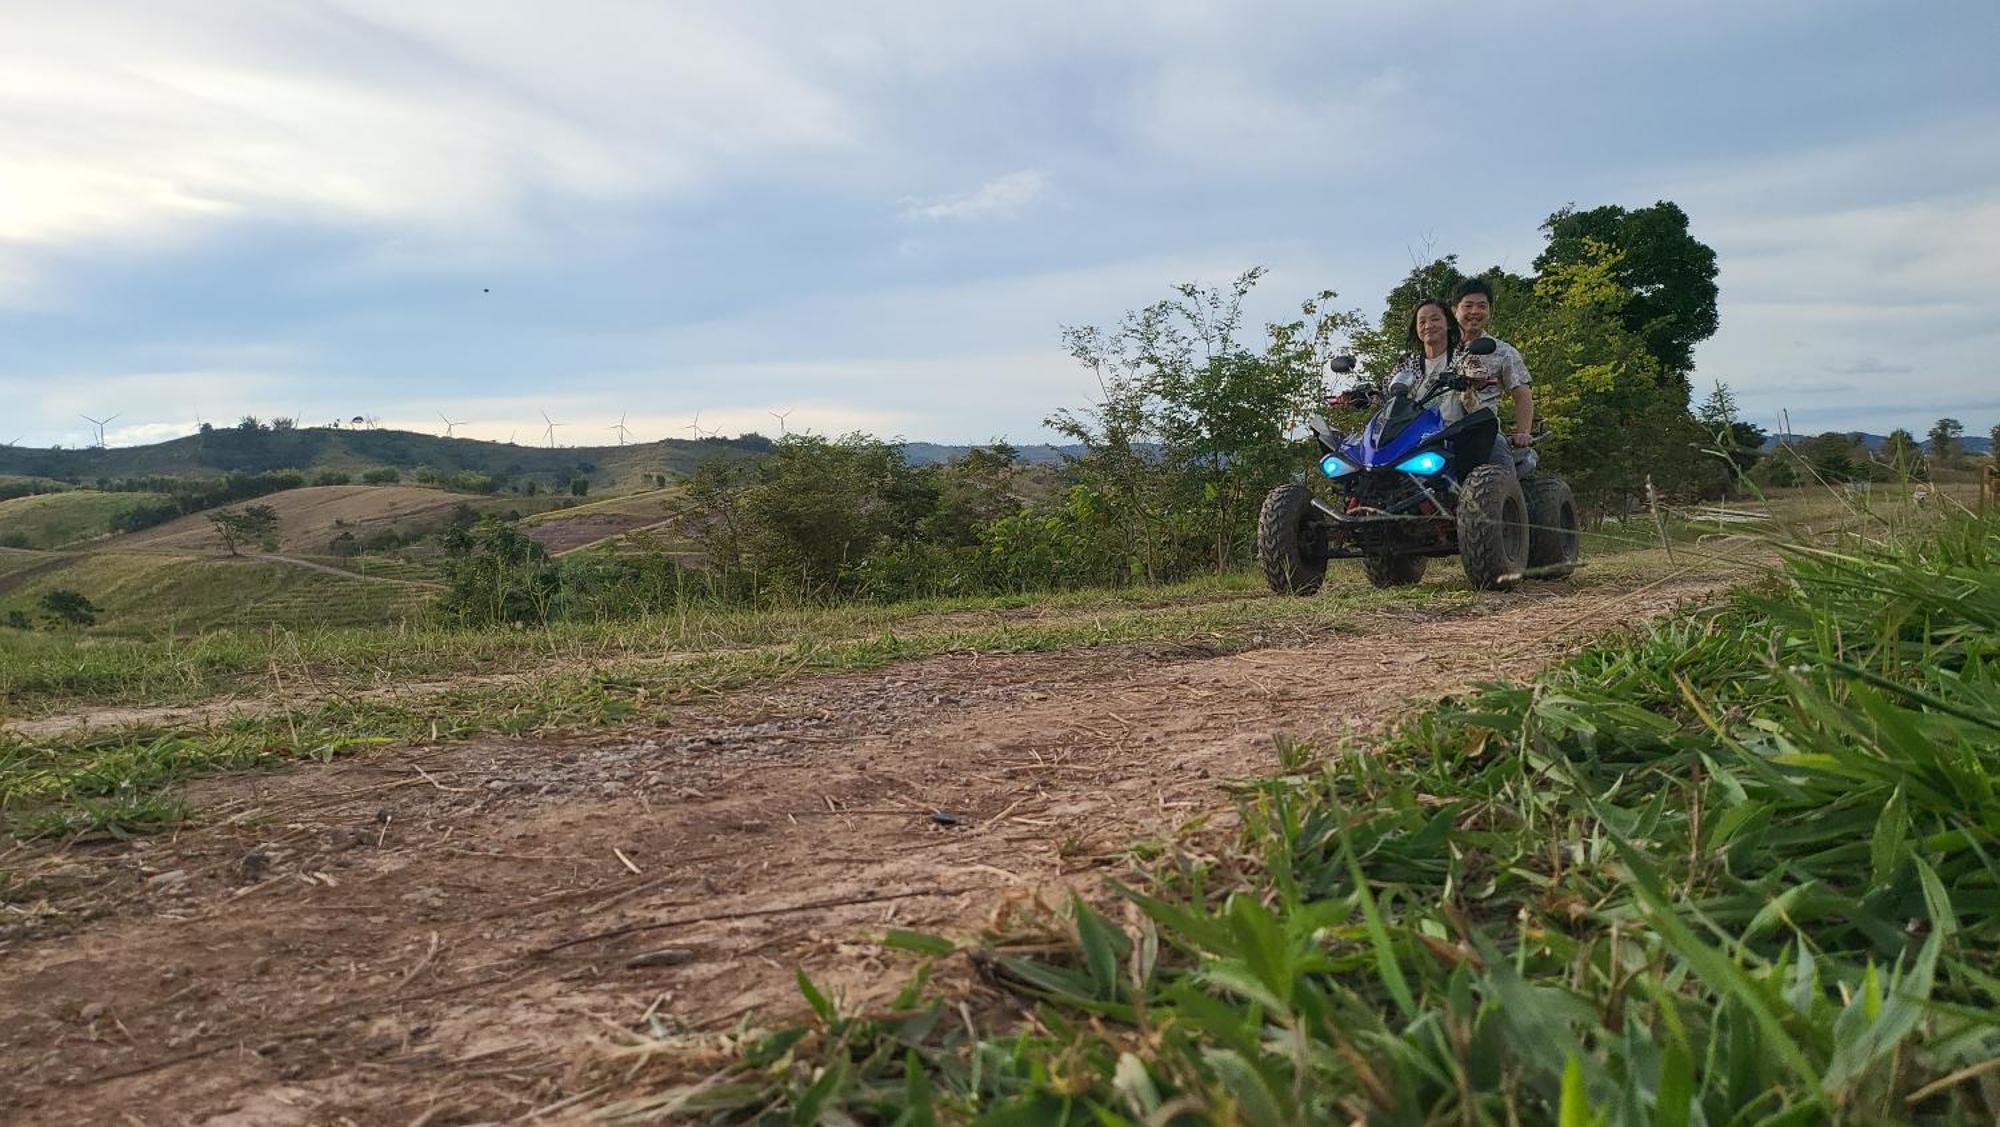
top-left (118, 484), bottom-right (558, 556)
top-left (0, 490), bottom-right (176, 550)
top-left (0, 426), bottom-right (770, 491)
top-left (1763, 432), bottom-right (1994, 454)
top-left (0, 549), bottom-right (434, 632)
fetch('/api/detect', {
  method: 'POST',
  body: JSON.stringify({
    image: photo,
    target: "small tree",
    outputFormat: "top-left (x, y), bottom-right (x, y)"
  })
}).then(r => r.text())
top-left (362, 468), bottom-right (400, 485)
top-left (39, 588), bottom-right (97, 628)
top-left (1928, 417), bottom-right (1963, 462)
top-left (4, 609), bottom-right (31, 630)
top-left (1989, 423), bottom-right (1999, 463)
top-left (570, 477), bottom-right (591, 497)
top-left (1882, 428), bottom-right (1928, 479)
top-left (238, 415), bottom-right (263, 432)
top-left (208, 504), bottom-right (279, 555)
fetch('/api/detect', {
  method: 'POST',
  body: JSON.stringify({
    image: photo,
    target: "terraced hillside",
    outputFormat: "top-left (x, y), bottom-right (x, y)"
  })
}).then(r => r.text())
top-left (117, 485), bottom-right (546, 556)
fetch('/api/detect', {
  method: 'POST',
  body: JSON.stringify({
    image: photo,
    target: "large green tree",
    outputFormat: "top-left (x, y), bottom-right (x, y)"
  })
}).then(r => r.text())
top-left (1510, 240), bottom-right (1706, 508)
top-left (1534, 201), bottom-right (1718, 375)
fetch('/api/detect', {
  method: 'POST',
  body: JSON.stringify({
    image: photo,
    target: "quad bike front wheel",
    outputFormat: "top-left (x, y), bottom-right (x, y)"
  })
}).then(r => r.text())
top-left (1522, 474), bottom-right (1581, 578)
top-left (1362, 553), bottom-right (1427, 588)
top-left (1457, 465), bottom-right (1528, 591)
top-left (1258, 482), bottom-right (1327, 595)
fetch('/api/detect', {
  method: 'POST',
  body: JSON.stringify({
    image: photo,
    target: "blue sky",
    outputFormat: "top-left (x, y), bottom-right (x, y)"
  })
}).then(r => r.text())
top-left (5, 0), bottom-right (1998, 450)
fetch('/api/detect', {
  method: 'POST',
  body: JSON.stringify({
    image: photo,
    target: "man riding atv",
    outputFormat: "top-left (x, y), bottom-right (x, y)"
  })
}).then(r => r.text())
top-left (1257, 291), bottom-right (1580, 594)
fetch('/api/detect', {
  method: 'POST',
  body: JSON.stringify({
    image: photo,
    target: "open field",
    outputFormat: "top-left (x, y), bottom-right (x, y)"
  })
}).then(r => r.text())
top-left (0, 485), bottom-right (1988, 1122)
top-left (0, 519), bottom-right (1768, 1123)
top-left (0, 551), bottom-right (435, 636)
top-left (0, 490), bottom-right (174, 550)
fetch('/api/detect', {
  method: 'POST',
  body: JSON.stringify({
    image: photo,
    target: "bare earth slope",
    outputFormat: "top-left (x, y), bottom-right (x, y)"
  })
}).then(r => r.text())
top-left (0, 571), bottom-right (1728, 1124)
top-left (119, 485), bottom-right (489, 555)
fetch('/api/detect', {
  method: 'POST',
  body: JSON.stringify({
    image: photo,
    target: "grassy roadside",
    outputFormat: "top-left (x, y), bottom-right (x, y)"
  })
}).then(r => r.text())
top-left (630, 507), bottom-right (2000, 1123)
top-left (0, 539), bottom-right (1726, 840)
top-left (0, 517), bottom-right (1713, 720)
top-left (0, 570), bottom-right (1457, 839)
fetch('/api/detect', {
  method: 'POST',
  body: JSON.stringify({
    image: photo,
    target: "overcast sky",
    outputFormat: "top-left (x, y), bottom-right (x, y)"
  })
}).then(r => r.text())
top-left (6, 0), bottom-right (1997, 450)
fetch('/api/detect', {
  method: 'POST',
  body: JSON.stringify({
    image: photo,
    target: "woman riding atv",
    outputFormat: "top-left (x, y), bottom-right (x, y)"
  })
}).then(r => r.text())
top-left (1338, 298), bottom-right (1511, 481)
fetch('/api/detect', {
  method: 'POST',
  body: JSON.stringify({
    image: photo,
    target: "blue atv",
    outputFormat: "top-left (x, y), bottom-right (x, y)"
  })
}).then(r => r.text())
top-left (1257, 338), bottom-right (1580, 593)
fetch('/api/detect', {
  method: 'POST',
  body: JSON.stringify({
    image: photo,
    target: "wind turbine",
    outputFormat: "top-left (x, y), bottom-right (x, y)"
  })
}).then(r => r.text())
top-left (540, 410), bottom-right (565, 449)
top-left (4, 436), bottom-right (22, 447)
top-left (439, 412), bottom-right (466, 438)
top-left (608, 411), bottom-right (633, 446)
top-left (769, 408), bottom-right (793, 436)
top-left (80, 413), bottom-right (120, 449)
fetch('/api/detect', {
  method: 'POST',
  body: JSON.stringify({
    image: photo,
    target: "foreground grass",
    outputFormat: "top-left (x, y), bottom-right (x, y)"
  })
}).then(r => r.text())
top-left (636, 508), bottom-right (2000, 1123)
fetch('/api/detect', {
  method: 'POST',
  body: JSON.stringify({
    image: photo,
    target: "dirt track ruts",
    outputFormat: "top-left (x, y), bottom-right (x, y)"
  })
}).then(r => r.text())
top-left (0, 570), bottom-right (1731, 1125)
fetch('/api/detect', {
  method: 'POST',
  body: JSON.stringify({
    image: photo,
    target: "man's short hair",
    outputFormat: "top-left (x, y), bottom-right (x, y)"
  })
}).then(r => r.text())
top-left (1450, 278), bottom-right (1494, 305)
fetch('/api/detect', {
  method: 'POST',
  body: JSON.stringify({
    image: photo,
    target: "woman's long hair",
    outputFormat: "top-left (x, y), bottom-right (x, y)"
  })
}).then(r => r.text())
top-left (1404, 298), bottom-right (1461, 363)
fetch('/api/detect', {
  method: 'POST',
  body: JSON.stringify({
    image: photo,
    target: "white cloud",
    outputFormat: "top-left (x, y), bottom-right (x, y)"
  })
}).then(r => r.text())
top-left (901, 171), bottom-right (1050, 221)
top-left (0, 1), bottom-right (861, 293)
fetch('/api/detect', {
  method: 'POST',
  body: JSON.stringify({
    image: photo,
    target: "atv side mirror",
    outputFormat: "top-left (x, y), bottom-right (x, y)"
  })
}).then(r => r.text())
top-left (1467, 337), bottom-right (1498, 356)
top-left (1328, 355), bottom-right (1356, 374)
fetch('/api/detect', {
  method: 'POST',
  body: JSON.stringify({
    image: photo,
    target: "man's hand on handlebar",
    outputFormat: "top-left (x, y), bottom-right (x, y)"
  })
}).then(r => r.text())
top-left (1328, 386), bottom-right (1379, 409)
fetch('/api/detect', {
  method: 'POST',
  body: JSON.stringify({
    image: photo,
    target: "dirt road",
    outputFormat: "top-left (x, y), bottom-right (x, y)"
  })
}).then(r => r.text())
top-left (0, 571), bottom-right (1730, 1124)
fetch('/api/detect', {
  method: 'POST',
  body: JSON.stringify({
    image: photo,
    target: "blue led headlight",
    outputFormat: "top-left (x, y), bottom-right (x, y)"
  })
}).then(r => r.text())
top-left (1394, 450), bottom-right (1447, 475)
top-left (1319, 452), bottom-right (1357, 479)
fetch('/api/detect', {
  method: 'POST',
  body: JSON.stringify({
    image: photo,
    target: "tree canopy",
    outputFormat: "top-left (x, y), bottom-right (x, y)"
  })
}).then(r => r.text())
top-left (1534, 201), bottom-right (1718, 376)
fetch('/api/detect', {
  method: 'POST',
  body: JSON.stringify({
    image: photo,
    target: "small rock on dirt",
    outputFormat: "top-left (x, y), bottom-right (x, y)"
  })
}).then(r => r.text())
top-left (147, 869), bottom-right (190, 889)
top-left (624, 948), bottom-right (698, 969)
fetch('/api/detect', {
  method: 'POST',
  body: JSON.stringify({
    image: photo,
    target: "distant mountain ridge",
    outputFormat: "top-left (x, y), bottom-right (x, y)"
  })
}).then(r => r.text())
top-left (1762, 432), bottom-right (1993, 454)
top-left (0, 427), bottom-right (1108, 488)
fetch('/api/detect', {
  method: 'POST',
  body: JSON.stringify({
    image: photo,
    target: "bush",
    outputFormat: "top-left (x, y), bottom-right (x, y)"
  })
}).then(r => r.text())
top-left (438, 518), bottom-right (558, 625)
top-left (362, 468), bottom-right (400, 485)
top-left (313, 471), bottom-right (352, 486)
top-left (4, 610), bottom-right (30, 630)
top-left (38, 588), bottom-right (97, 628)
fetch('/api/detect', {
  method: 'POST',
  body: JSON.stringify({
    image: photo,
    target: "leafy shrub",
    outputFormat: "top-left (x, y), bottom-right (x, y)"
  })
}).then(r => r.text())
top-left (38, 589), bottom-right (97, 628)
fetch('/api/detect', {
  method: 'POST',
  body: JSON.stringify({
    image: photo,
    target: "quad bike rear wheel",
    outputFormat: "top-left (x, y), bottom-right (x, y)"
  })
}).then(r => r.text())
top-left (1362, 553), bottom-right (1427, 588)
top-left (1258, 482), bottom-right (1327, 595)
top-left (1522, 474), bottom-right (1580, 578)
top-left (1457, 465), bottom-right (1528, 591)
